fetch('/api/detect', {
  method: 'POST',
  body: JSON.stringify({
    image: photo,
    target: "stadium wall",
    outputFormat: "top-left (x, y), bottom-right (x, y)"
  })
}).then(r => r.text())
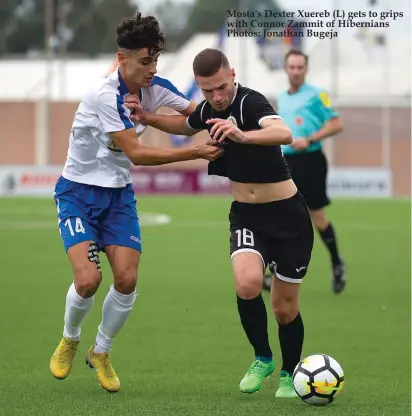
top-left (0, 102), bottom-right (410, 196)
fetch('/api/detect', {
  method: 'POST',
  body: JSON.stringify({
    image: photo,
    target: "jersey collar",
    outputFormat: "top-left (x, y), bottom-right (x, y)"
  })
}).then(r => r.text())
top-left (117, 68), bottom-right (129, 95)
top-left (287, 82), bottom-right (306, 95)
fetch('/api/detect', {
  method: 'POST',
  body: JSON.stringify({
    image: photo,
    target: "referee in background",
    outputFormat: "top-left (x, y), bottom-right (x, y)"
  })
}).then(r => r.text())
top-left (264, 49), bottom-right (346, 294)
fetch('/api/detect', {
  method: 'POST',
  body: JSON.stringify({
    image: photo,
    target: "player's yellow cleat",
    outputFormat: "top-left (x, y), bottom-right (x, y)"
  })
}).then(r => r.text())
top-left (85, 345), bottom-right (120, 393)
top-left (50, 337), bottom-right (80, 380)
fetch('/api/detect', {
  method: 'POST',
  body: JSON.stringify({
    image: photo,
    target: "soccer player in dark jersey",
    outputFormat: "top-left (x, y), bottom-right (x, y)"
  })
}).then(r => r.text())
top-left (263, 50), bottom-right (346, 294)
top-left (126, 48), bottom-right (314, 398)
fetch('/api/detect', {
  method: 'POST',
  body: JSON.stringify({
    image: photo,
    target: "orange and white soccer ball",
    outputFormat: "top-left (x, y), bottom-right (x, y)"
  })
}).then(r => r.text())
top-left (293, 354), bottom-right (345, 406)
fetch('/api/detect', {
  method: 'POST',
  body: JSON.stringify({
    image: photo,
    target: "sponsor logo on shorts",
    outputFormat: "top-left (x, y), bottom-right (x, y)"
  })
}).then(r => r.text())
top-left (130, 236), bottom-right (141, 244)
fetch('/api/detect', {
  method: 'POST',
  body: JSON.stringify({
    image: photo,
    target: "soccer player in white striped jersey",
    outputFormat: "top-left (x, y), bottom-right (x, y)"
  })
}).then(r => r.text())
top-left (49, 13), bottom-right (222, 393)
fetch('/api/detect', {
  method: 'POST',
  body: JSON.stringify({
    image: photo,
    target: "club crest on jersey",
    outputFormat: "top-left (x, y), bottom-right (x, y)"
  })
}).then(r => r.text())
top-left (108, 130), bottom-right (144, 153)
top-left (227, 115), bottom-right (237, 126)
top-left (108, 140), bottom-right (122, 152)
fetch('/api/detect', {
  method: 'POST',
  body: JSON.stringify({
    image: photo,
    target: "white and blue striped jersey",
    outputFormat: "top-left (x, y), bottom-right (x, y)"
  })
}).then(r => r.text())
top-left (62, 68), bottom-right (190, 188)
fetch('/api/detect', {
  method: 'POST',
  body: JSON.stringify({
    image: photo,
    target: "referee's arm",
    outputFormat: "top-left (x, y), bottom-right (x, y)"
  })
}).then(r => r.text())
top-left (307, 117), bottom-right (343, 144)
top-left (307, 92), bottom-right (344, 144)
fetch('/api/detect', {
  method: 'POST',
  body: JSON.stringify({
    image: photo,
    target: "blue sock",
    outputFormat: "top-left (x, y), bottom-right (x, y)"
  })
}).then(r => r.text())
top-left (256, 355), bottom-right (273, 363)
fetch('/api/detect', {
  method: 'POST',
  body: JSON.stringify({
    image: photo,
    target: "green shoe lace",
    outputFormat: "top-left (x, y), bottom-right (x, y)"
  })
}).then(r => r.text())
top-left (279, 370), bottom-right (294, 387)
top-left (248, 360), bottom-right (272, 376)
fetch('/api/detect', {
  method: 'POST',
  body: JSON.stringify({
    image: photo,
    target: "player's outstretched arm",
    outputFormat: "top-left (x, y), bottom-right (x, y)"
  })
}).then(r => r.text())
top-left (124, 95), bottom-right (204, 136)
top-left (110, 128), bottom-right (222, 166)
top-left (96, 92), bottom-right (221, 165)
top-left (144, 113), bottom-right (200, 137)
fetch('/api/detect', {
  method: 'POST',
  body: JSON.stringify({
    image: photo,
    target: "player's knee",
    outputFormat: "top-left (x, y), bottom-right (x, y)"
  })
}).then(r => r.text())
top-left (236, 273), bottom-right (263, 299)
top-left (273, 308), bottom-right (298, 325)
top-left (113, 268), bottom-right (137, 294)
top-left (272, 297), bottom-right (299, 324)
top-left (310, 209), bottom-right (328, 231)
top-left (74, 267), bottom-right (102, 298)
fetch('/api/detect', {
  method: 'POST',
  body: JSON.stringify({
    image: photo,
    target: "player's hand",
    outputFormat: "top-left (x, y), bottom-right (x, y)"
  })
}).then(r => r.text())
top-left (195, 139), bottom-right (225, 161)
top-left (124, 94), bottom-right (146, 124)
top-left (290, 137), bottom-right (310, 150)
top-left (206, 118), bottom-right (247, 144)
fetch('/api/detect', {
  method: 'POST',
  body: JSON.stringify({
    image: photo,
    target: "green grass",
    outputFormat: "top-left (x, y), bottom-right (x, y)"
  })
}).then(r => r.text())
top-left (0, 197), bottom-right (410, 416)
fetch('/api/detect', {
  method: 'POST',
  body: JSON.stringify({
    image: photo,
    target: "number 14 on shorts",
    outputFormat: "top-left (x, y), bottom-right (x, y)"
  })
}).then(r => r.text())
top-left (64, 217), bottom-right (86, 236)
top-left (59, 217), bottom-right (92, 251)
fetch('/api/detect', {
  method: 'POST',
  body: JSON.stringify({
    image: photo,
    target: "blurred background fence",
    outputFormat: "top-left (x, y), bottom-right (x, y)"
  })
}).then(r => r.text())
top-left (0, 0), bottom-right (410, 196)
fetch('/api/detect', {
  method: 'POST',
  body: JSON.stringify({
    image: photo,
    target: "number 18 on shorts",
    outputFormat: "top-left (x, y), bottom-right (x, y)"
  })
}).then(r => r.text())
top-left (229, 225), bottom-right (314, 284)
top-left (230, 227), bottom-right (263, 262)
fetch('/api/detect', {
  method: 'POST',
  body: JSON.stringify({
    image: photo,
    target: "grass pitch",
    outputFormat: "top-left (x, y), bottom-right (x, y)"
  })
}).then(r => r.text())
top-left (0, 197), bottom-right (410, 416)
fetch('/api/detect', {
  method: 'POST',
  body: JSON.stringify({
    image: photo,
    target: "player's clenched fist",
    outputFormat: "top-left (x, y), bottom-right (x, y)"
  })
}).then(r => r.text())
top-left (206, 118), bottom-right (247, 144)
top-left (195, 139), bottom-right (225, 161)
top-left (124, 94), bottom-right (145, 124)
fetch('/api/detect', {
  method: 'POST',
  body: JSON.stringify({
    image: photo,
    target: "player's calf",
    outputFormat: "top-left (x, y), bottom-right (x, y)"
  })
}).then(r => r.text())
top-left (50, 241), bottom-right (101, 381)
top-left (271, 277), bottom-right (303, 398)
top-left (311, 210), bottom-right (346, 293)
top-left (92, 246), bottom-right (139, 356)
top-left (61, 242), bottom-right (101, 342)
top-left (84, 247), bottom-right (139, 391)
top-left (232, 252), bottom-right (274, 392)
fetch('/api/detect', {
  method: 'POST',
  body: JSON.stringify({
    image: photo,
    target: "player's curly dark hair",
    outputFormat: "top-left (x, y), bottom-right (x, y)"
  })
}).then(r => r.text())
top-left (116, 12), bottom-right (165, 55)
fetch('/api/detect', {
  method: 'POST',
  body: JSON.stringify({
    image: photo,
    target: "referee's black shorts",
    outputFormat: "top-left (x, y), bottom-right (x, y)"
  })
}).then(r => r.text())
top-left (284, 150), bottom-right (330, 210)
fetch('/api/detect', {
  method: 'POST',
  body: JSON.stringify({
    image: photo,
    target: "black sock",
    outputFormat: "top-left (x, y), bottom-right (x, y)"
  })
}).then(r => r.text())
top-left (318, 222), bottom-right (341, 266)
top-left (237, 294), bottom-right (272, 359)
top-left (278, 312), bottom-right (304, 374)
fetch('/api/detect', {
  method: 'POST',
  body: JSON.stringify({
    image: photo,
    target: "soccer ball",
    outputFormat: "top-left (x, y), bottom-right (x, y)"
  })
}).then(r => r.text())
top-left (293, 354), bottom-right (344, 406)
